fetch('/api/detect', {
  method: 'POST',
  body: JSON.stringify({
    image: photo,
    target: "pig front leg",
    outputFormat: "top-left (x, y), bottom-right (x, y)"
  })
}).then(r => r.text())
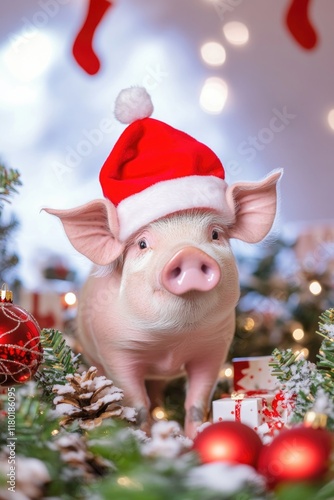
top-left (105, 361), bottom-right (153, 434)
top-left (184, 352), bottom-right (228, 439)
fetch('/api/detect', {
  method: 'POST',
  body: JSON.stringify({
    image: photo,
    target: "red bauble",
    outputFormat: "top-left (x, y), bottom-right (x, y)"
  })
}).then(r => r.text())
top-left (0, 288), bottom-right (43, 386)
top-left (258, 426), bottom-right (332, 486)
top-left (192, 421), bottom-right (263, 468)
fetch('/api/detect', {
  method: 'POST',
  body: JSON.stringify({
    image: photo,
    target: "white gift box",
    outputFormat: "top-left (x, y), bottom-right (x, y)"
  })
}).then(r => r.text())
top-left (212, 396), bottom-right (263, 430)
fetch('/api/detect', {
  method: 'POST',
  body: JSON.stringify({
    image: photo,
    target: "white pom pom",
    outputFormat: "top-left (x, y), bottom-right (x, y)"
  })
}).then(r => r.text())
top-left (114, 86), bottom-right (154, 124)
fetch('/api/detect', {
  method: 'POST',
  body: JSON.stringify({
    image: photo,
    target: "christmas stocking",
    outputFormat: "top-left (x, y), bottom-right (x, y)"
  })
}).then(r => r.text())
top-left (285, 0), bottom-right (318, 50)
top-left (72, 0), bottom-right (114, 75)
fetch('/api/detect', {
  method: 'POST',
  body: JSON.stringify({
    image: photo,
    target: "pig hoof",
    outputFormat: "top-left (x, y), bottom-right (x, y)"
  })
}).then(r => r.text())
top-left (136, 407), bottom-right (153, 436)
top-left (185, 406), bottom-right (207, 438)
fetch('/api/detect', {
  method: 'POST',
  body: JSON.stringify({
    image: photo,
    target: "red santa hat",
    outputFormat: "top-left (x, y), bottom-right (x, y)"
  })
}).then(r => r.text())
top-left (99, 87), bottom-right (229, 241)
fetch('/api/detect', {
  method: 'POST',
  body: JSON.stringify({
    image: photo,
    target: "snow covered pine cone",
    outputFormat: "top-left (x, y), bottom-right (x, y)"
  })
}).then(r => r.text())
top-left (52, 366), bottom-right (137, 430)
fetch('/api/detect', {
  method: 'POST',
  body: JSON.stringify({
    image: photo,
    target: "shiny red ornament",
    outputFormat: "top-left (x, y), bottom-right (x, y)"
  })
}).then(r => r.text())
top-left (0, 286), bottom-right (43, 386)
top-left (192, 421), bottom-right (263, 468)
top-left (258, 426), bottom-right (332, 487)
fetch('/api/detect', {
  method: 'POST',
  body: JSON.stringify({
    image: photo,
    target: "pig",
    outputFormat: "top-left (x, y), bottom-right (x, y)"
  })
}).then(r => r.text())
top-left (45, 169), bottom-right (281, 438)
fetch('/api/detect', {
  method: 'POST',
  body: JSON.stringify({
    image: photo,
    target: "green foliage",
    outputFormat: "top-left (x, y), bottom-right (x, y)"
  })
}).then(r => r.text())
top-left (34, 328), bottom-right (81, 402)
top-left (270, 308), bottom-right (334, 428)
top-left (0, 162), bottom-right (21, 283)
top-left (0, 163), bottom-right (21, 210)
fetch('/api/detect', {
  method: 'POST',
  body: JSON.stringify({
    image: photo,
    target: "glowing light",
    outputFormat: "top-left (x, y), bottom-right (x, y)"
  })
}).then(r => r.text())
top-left (200, 41), bottom-right (226, 66)
top-left (244, 317), bottom-right (255, 331)
top-left (328, 109), bottom-right (334, 130)
top-left (219, 366), bottom-right (233, 379)
top-left (152, 406), bottom-right (167, 421)
top-left (293, 347), bottom-right (309, 359)
top-left (64, 292), bottom-right (77, 306)
top-left (309, 280), bottom-right (322, 295)
top-left (223, 22), bottom-right (249, 45)
top-left (51, 429), bottom-right (59, 436)
top-left (301, 348), bottom-right (309, 358)
top-left (292, 328), bottom-right (305, 341)
top-left (199, 77), bottom-right (228, 114)
top-left (117, 476), bottom-right (142, 490)
top-left (2, 31), bottom-right (55, 81)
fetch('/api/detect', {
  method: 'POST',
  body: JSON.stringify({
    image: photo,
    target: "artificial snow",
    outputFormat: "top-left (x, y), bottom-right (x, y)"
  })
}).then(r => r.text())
top-left (186, 462), bottom-right (265, 496)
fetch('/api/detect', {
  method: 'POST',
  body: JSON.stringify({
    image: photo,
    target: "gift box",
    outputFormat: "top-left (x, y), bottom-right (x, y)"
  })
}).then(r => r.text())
top-left (212, 395), bottom-right (264, 430)
top-left (232, 355), bottom-right (279, 391)
top-left (212, 390), bottom-right (293, 434)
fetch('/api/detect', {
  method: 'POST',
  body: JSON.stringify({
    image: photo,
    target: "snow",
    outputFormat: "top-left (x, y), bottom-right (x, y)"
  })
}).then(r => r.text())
top-left (141, 421), bottom-right (192, 458)
top-left (122, 406), bottom-right (137, 422)
top-left (52, 383), bottom-right (75, 395)
top-left (186, 462), bottom-right (265, 496)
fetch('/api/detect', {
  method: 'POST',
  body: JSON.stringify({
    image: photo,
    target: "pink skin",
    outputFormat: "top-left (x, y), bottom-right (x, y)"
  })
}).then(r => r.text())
top-left (44, 170), bottom-right (281, 438)
top-left (161, 247), bottom-right (221, 295)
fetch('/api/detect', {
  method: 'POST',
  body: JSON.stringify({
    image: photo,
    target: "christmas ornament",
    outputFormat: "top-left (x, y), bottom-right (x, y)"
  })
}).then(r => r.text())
top-left (192, 421), bottom-right (263, 468)
top-left (257, 411), bottom-right (332, 487)
top-left (285, 0), bottom-right (318, 50)
top-left (53, 366), bottom-right (137, 430)
top-left (72, 0), bottom-right (113, 75)
top-left (0, 284), bottom-right (43, 386)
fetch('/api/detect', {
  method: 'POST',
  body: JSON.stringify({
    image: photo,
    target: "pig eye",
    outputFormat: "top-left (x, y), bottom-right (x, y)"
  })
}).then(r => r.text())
top-left (138, 239), bottom-right (148, 250)
top-left (212, 229), bottom-right (219, 240)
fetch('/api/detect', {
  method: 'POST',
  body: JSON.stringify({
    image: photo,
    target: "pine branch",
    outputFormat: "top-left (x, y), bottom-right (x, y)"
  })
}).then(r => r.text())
top-left (316, 308), bottom-right (334, 392)
top-left (270, 309), bottom-right (334, 428)
top-left (34, 328), bottom-right (81, 403)
top-left (0, 163), bottom-right (21, 210)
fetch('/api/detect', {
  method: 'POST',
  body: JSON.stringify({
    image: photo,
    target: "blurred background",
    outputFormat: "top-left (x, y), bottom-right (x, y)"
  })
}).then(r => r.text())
top-left (0, 0), bottom-right (333, 367)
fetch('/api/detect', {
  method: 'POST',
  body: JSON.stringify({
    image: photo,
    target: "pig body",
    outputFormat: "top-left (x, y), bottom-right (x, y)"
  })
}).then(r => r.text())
top-left (77, 210), bottom-right (239, 435)
top-left (45, 170), bottom-right (282, 437)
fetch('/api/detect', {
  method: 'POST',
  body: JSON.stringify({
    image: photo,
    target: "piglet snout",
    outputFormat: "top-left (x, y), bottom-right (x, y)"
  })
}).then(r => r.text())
top-left (161, 246), bottom-right (221, 295)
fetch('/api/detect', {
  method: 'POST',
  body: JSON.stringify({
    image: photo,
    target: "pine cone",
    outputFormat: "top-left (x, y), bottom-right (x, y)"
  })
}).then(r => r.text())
top-left (54, 432), bottom-right (112, 480)
top-left (53, 366), bottom-right (137, 430)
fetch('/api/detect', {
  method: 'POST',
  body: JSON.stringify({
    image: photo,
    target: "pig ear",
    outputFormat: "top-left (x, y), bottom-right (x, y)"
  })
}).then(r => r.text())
top-left (43, 199), bottom-right (124, 266)
top-left (226, 170), bottom-right (283, 243)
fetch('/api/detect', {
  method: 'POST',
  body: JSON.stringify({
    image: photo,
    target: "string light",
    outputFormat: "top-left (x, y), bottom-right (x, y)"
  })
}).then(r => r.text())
top-left (292, 328), bottom-right (305, 341)
top-left (64, 292), bottom-right (77, 306)
top-left (199, 77), bottom-right (228, 114)
top-left (243, 317), bottom-right (255, 331)
top-left (222, 22), bottom-right (249, 46)
top-left (293, 347), bottom-right (309, 359)
top-left (2, 31), bottom-right (56, 82)
top-left (152, 406), bottom-right (167, 421)
top-left (327, 109), bottom-right (334, 130)
top-left (219, 365), bottom-right (233, 379)
top-left (200, 41), bottom-right (226, 66)
top-left (309, 280), bottom-right (322, 295)
top-left (117, 476), bottom-right (143, 490)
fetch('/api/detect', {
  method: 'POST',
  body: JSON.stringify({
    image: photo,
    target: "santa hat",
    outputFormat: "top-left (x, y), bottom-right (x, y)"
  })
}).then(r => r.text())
top-left (100, 87), bottom-right (229, 241)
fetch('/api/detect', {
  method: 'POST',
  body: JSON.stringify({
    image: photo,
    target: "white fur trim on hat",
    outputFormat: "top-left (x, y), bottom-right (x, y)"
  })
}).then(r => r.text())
top-left (114, 86), bottom-right (153, 124)
top-left (117, 175), bottom-right (229, 241)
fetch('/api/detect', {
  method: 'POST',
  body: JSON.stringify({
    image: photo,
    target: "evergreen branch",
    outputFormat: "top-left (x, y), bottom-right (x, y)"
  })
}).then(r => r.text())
top-left (34, 328), bottom-right (81, 403)
top-left (270, 348), bottom-right (300, 379)
top-left (0, 164), bottom-right (21, 210)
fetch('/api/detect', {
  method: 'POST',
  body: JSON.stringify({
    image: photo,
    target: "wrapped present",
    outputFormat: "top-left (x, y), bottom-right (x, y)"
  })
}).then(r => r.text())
top-left (232, 355), bottom-right (279, 391)
top-left (213, 389), bottom-right (295, 435)
top-left (212, 394), bottom-right (263, 430)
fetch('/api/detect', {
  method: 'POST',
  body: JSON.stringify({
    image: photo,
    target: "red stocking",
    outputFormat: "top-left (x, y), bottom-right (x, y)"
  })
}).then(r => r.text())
top-left (72, 0), bottom-right (113, 75)
top-left (285, 0), bottom-right (318, 50)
